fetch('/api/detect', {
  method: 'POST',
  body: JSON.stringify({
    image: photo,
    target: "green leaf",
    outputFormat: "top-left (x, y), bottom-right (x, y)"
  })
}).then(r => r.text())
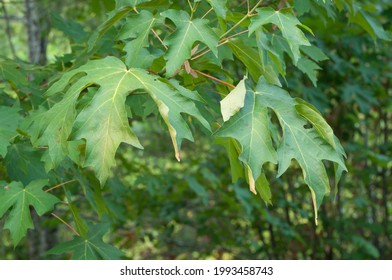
top-left (4, 144), bottom-right (49, 185)
top-left (249, 7), bottom-right (312, 64)
top-left (0, 179), bottom-right (60, 246)
top-left (295, 98), bottom-right (336, 148)
top-left (255, 173), bottom-right (272, 205)
top-left (297, 57), bottom-right (321, 86)
top-left (215, 138), bottom-right (244, 183)
top-left (29, 57), bottom-right (210, 184)
top-left (161, 10), bottom-right (219, 76)
top-left (88, 6), bottom-right (133, 51)
top-left (255, 79), bottom-right (346, 223)
top-left (47, 223), bottom-right (123, 260)
top-left (118, 10), bottom-right (160, 67)
top-left (349, 9), bottom-right (391, 42)
top-left (0, 106), bottom-right (21, 157)
top-left (0, 59), bottom-right (28, 86)
top-left (228, 39), bottom-right (281, 86)
top-left (216, 80), bottom-right (277, 194)
top-left (206, 0), bottom-right (228, 19)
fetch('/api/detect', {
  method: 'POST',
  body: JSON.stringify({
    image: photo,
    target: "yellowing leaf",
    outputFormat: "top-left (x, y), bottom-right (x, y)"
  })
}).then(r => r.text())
top-left (220, 77), bottom-right (247, 122)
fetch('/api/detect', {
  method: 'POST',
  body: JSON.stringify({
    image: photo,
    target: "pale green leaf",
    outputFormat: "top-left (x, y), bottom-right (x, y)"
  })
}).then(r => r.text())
top-left (0, 180), bottom-right (60, 246)
top-left (161, 10), bottom-right (219, 76)
top-left (29, 57), bottom-right (210, 184)
top-left (220, 77), bottom-right (247, 122)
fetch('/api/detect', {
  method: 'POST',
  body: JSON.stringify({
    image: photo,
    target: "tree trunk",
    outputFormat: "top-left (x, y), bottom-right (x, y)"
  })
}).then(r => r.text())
top-left (25, 0), bottom-right (49, 65)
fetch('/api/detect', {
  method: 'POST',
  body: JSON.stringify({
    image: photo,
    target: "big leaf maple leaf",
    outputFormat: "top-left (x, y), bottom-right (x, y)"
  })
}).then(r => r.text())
top-left (217, 78), bottom-right (346, 223)
top-left (29, 57), bottom-right (210, 184)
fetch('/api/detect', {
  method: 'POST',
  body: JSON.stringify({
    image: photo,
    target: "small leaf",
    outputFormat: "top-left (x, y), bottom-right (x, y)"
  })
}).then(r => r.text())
top-left (249, 7), bottom-right (312, 64)
top-left (297, 57), bottom-right (321, 86)
top-left (0, 180), bottom-right (60, 246)
top-left (161, 10), bottom-right (219, 76)
top-left (47, 223), bottom-right (123, 260)
top-left (118, 10), bottom-right (161, 67)
top-left (206, 0), bottom-right (228, 19)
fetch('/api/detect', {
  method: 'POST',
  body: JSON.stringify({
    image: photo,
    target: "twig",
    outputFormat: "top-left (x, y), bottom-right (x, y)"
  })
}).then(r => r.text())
top-left (191, 29), bottom-right (248, 60)
top-left (151, 29), bottom-right (167, 50)
top-left (201, 7), bottom-right (213, 19)
top-left (45, 179), bottom-right (76, 192)
top-left (219, 0), bottom-right (263, 39)
top-left (194, 70), bottom-right (235, 89)
top-left (51, 213), bottom-right (80, 236)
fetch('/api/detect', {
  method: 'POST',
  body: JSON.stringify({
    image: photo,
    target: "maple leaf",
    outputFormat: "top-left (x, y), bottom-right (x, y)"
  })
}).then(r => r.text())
top-left (47, 223), bottom-right (123, 260)
top-left (0, 179), bottom-right (60, 246)
top-left (228, 39), bottom-right (281, 86)
top-left (117, 10), bottom-right (161, 67)
top-left (29, 57), bottom-right (210, 184)
top-left (216, 78), bottom-right (277, 194)
top-left (161, 9), bottom-right (219, 76)
top-left (0, 106), bottom-right (21, 157)
top-left (217, 78), bottom-right (346, 222)
top-left (249, 7), bottom-right (312, 64)
top-left (206, 0), bottom-right (228, 19)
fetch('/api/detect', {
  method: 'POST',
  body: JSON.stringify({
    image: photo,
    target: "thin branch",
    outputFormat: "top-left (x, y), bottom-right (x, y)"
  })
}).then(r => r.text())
top-left (45, 179), bottom-right (76, 192)
top-left (51, 213), bottom-right (80, 236)
top-left (201, 7), bottom-right (213, 19)
top-left (151, 29), bottom-right (168, 50)
top-left (219, 0), bottom-right (263, 39)
top-left (0, 0), bottom-right (18, 59)
top-left (191, 29), bottom-right (248, 60)
top-left (187, 0), bottom-right (193, 13)
top-left (194, 70), bottom-right (235, 89)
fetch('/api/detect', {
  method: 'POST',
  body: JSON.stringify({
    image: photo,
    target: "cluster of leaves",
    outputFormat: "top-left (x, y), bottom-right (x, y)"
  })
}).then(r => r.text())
top-left (0, 0), bottom-right (390, 259)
